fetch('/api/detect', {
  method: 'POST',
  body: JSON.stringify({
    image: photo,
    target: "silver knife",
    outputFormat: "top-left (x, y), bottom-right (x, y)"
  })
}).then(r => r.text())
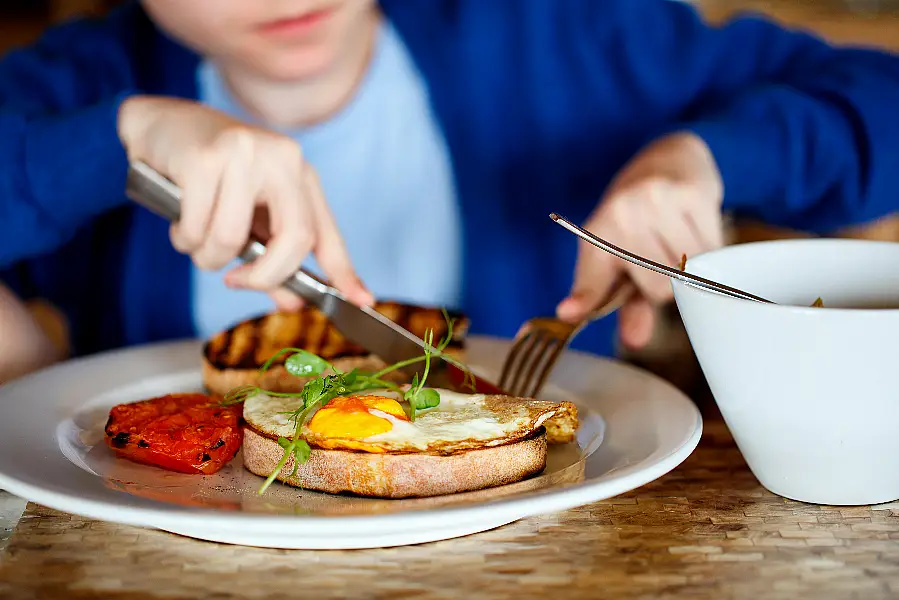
top-left (125, 160), bottom-right (505, 395)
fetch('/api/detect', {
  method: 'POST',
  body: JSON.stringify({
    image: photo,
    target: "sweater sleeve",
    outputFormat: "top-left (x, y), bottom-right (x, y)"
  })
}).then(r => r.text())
top-left (0, 8), bottom-right (140, 269)
top-left (587, 0), bottom-right (899, 233)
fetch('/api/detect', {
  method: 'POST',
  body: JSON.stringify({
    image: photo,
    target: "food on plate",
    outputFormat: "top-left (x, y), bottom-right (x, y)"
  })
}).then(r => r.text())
top-left (104, 393), bottom-right (242, 474)
top-left (541, 400), bottom-right (578, 443)
top-left (241, 389), bottom-right (568, 498)
top-left (104, 307), bottom-right (580, 499)
top-left (225, 315), bottom-right (578, 497)
top-left (204, 304), bottom-right (577, 445)
top-left (811, 297), bottom-right (824, 308)
top-left (202, 302), bottom-right (469, 396)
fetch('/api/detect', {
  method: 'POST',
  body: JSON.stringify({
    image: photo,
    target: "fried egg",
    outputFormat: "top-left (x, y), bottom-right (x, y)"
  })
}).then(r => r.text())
top-left (242, 389), bottom-right (566, 455)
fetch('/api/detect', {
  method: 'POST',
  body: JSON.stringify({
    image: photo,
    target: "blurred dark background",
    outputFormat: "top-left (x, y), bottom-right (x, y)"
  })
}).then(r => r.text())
top-left (0, 1), bottom-right (113, 49)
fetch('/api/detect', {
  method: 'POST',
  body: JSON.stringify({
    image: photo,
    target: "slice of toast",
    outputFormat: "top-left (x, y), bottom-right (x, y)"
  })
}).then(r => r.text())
top-left (242, 426), bottom-right (548, 499)
top-left (242, 391), bottom-right (574, 498)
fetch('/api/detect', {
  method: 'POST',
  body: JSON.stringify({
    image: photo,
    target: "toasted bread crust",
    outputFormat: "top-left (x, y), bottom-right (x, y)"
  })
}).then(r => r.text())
top-left (242, 425), bottom-right (548, 498)
top-left (201, 304), bottom-right (467, 397)
top-left (203, 304), bottom-right (468, 372)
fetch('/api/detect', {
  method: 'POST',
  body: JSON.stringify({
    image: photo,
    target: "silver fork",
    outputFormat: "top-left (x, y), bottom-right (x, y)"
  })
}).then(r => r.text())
top-left (498, 280), bottom-right (635, 398)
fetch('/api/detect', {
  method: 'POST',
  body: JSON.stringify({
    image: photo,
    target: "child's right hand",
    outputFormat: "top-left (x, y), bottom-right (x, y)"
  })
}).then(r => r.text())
top-left (116, 96), bottom-right (373, 311)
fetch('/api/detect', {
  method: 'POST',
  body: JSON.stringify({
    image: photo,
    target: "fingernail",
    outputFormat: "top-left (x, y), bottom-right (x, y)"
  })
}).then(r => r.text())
top-left (352, 278), bottom-right (375, 305)
top-left (556, 298), bottom-right (581, 321)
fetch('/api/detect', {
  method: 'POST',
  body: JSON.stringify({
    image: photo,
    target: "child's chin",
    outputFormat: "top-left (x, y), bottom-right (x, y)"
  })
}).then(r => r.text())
top-left (253, 48), bottom-right (337, 82)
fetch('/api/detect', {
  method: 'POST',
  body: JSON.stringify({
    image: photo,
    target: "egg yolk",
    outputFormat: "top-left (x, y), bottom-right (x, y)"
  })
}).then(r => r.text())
top-left (306, 395), bottom-right (408, 440)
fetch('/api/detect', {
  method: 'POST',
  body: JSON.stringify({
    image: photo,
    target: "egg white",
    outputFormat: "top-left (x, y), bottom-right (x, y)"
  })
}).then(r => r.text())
top-left (362, 390), bottom-right (530, 450)
top-left (243, 388), bottom-right (537, 452)
top-left (243, 392), bottom-right (306, 439)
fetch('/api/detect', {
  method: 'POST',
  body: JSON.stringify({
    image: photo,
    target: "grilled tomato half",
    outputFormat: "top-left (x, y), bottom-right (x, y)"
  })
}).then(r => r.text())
top-left (104, 393), bottom-right (242, 474)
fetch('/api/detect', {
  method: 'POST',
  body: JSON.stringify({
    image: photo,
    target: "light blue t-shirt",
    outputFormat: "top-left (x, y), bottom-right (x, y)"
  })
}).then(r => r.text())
top-left (192, 22), bottom-right (463, 339)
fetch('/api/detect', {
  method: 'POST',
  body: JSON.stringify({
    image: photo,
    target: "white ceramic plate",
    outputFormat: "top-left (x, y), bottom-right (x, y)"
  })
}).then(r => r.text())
top-left (0, 336), bottom-right (701, 549)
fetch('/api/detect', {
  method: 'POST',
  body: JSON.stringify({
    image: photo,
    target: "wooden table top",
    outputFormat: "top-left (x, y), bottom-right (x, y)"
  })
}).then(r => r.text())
top-left (2, 417), bottom-right (898, 600)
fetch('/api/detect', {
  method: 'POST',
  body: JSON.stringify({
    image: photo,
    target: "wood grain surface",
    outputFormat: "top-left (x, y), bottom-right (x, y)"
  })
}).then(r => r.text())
top-left (2, 418), bottom-right (898, 600)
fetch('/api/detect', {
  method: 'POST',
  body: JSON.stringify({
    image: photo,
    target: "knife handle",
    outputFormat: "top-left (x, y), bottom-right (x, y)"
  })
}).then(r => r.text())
top-left (125, 160), bottom-right (338, 309)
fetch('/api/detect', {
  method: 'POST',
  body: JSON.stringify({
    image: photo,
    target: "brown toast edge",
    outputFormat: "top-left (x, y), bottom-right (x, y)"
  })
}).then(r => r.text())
top-left (242, 425), bottom-right (548, 499)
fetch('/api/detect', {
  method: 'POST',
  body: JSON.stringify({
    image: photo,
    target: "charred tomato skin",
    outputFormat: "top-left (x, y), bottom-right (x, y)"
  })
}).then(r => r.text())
top-left (104, 393), bottom-right (242, 474)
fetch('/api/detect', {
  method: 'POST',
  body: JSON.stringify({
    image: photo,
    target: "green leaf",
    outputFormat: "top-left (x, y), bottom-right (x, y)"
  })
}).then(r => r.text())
top-left (403, 386), bottom-right (416, 403)
top-left (285, 350), bottom-right (331, 378)
top-left (293, 440), bottom-right (312, 464)
top-left (412, 388), bottom-right (440, 410)
top-left (302, 378), bottom-right (326, 407)
top-left (343, 369), bottom-right (359, 386)
top-left (406, 387), bottom-right (441, 421)
top-left (286, 439), bottom-right (312, 478)
top-left (259, 348), bottom-right (298, 373)
top-left (276, 437), bottom-right (292, 449)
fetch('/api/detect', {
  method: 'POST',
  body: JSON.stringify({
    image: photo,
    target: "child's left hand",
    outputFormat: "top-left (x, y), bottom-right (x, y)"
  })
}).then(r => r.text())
top-left (556, 132), bottom-right (725, 350)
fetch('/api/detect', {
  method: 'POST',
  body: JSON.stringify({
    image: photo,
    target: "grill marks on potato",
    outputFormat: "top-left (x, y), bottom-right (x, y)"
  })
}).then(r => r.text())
top-left (203, 303), bottom-right (469, 370)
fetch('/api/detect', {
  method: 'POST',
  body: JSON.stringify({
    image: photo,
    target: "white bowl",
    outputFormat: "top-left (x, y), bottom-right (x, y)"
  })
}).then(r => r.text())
top-left (672, 238), bottom-right (899, 506)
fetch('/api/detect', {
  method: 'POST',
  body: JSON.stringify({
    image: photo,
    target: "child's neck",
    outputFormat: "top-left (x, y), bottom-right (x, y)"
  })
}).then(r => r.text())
top-left (220, 12), bottom-right (381, 129)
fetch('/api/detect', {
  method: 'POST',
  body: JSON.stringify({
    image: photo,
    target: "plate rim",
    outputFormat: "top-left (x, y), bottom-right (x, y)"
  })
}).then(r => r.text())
top-left (0, 336), bottom-right (702, 534)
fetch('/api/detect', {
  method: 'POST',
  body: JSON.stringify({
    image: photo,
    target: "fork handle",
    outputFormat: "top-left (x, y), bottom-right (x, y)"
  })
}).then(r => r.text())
top-left (124, 160), bottom-right (336, 308)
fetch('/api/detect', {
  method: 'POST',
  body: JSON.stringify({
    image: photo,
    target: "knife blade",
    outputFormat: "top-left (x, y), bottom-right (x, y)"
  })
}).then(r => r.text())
top-left (125, 160), bottom-right (506, 395)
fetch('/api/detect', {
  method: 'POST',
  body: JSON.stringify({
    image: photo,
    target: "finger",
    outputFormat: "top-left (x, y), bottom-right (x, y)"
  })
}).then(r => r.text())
top-left (170, 151), bottom-right (220, 255)
top-left (244, 174), bottom-right (310, 290)
top-left (304, 166), bottom-right (374, 306)
top-left (623, 230), bottom-right (675, 304)
top-left (649, 194), bottom-right (706, 267)
top-left (618, 295), bottom-right (656, 351)
top-left (223, 263), bottom-right (252, 288)
top-left (225, 265), bottom-right (304, 311)
top-left (268, 289), bottom-right (304, 313)
top-left (192, 157), bottom-right (258, 271)
top-left (684, 206), bottom-right (725, 252)
top-left (556, 208), bottom-right (625, 323)
top-left (655, 218), bottom-right (704, 270)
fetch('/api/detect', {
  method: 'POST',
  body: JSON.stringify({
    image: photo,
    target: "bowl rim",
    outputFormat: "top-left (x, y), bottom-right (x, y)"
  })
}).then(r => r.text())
top-left (674, 237), bottom-right (899, 316)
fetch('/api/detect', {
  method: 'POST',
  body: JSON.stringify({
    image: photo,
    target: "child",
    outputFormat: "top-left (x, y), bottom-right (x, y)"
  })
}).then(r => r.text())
top-left (1, 0), bottom-right (898, 377)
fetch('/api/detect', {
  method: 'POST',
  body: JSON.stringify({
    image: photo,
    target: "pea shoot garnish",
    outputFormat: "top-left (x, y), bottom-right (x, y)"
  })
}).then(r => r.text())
top-left (223, 310), bottom-right (470, 495)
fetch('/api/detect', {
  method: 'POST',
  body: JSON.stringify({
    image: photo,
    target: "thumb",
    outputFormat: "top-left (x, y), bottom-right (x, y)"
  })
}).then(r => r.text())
top-left (556, 238), bottom-right (621, 323)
